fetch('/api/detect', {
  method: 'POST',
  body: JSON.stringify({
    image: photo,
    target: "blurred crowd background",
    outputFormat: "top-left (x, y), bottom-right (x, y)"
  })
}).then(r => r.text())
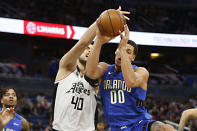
top-left (0, 0), bottom-right (197, 130)
top-left (0, 0), bottom-right (197, 34)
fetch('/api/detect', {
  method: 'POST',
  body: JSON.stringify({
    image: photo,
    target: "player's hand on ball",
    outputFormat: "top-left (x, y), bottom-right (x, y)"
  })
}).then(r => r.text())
top-left (117, 6), bottom-right (130, 21)
top-left (97, 6), bottom-right (130, 37)
top-left (95, 22), bottom-right (115, 44)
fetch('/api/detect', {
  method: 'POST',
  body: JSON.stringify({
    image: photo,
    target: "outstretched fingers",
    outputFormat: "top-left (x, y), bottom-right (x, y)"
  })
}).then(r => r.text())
top-left (117, 6), bottom-right (130, 20)
top-left (124, 24), bottom-right (130, 38)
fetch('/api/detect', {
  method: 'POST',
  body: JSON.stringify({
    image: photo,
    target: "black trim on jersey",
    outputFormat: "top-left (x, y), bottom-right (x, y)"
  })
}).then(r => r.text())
top-left (147, 121), bottom-right (156, 131)
top-left (135, 98), bottom-right (144, 106)
top-left (84, 74), bottom-right (99, 88)
top-left (52, 83), bottom-right (58, 121)
top-left (142, 120), bottom-right (156, 131)
top-left (76, 66), bottom-right (80, 76)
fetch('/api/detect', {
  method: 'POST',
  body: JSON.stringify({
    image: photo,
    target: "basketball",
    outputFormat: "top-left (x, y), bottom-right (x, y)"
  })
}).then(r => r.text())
top-left (97, 9), bottom-right (126, 37)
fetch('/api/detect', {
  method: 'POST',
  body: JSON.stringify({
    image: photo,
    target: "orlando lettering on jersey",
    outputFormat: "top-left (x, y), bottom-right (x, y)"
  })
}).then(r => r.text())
top-left (103, 79), bottom-right (131, 93)
top-left (3, 128), bottom-right (16, 131)
top-left (66, 81), bottom-right (90, 96)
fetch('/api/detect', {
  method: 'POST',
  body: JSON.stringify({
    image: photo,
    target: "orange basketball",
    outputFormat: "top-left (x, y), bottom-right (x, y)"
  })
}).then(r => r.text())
top-left (97, 9), bottom-right (126, 37)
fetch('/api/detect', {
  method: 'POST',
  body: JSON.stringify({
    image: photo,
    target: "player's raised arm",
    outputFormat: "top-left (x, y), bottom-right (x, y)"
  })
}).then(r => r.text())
top-left (179, 108), bottom-right (197, 131)
top-left (55, 22), bottom-right (97, 81)
top-left (86, 7), bottom-right (130, 80)
top-left (118, 25), bottom-right (149, 90)
top-left (85, 24), bottom-right (113, 80)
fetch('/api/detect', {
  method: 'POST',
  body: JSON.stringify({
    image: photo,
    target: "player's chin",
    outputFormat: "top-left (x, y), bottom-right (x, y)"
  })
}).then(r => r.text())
top-left (115, 60), bottom-right (121, 65)
top-left (5, 104), bottom-right (15, 108)
top-left (79, 58), bottom-right (87, 64)
top-left (83, 57), bottom-right (88, 63)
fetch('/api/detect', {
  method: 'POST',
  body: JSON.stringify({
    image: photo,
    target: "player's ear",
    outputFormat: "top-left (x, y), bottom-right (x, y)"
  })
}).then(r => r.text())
top-left (131, 55), bottom-right (136, 61)
top-left (115, 48), bottom-right (119, 55)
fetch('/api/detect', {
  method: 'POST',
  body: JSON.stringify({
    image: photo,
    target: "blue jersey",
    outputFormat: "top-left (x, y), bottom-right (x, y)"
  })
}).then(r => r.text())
top-left (0, 108), bottom-right (22, 131)
top-left (100, 64), bottom-right (152, 127)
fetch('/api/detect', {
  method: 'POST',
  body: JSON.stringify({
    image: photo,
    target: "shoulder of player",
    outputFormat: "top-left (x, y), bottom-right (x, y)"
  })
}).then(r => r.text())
top-left (135, 67), bottom-right (149, 81)
top-left (98, 62), bottom-right (110, 75)
top-left (59, 60), bottom-right (77, 72)
top-left (99, 62), bottom-right (109, 69)
top-left (55, 63), bottom-right (77, 82)
top-left (135, 67), bottom-right (149, 75)
top-left (21, 116), bottom-right (30, 131)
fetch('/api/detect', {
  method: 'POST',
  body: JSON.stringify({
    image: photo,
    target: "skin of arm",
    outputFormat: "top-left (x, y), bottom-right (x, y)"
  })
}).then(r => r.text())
top-left (119, 25), bottom-right (149, 90)
top-left (85, 29), bottom-right (110, 80)
top-left (55, 22), bottom-right (97, 81)
top-left (0, 108), bottom-right (14, 131)
top-left (21, 117), bottom-right (30, 131)
top-left (179, 108), bottom-right (197, 131)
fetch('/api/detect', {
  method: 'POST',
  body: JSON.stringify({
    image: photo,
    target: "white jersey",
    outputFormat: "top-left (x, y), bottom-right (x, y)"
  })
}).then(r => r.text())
top-left (53, 68), bottom-right (97, 131)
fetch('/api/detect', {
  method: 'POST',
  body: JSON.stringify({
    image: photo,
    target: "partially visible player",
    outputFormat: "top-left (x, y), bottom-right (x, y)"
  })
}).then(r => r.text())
top-left (0, 88), bottom-right (30, 131)
top-left (86, 24), bottom-right (176, 131)
top-left (179, 108), bottom-right (197, 131)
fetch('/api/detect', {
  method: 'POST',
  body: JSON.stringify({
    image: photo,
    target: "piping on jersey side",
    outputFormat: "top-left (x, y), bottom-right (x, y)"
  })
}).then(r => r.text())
top-left (55, 68), bottom-right (76, 84)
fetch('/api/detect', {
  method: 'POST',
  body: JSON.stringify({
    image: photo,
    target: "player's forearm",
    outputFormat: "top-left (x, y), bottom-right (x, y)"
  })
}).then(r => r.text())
top-left (120, 48), bottom-right (137, 88)
top-left (86, 38), bottom-right (102, 78)
top-left (187, 108), bottom-right (197, 118)
top-left (178, 109), bottom-right (197, 131)
top-left (59, 22), bottom-right (96, 68)
top-left (78, 22), bottom-right (96, 47)
top-left (179, 113), bottom-right (189, 131)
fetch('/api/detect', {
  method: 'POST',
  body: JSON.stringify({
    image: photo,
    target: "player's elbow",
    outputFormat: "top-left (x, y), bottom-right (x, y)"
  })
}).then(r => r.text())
top-left (182, 110), bottom-right (190, 119)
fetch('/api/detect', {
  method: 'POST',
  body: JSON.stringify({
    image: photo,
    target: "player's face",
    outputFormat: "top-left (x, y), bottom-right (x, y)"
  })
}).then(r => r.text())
top-left (1, 89), bottom-right (17, 108)
top-left (115, 44), bottom-right (135, 67)
top-left (79, 44), bottom-right (93, 63)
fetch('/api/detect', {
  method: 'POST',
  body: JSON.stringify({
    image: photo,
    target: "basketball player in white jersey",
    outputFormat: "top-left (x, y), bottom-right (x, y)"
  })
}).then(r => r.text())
top-left (52, 7), bottom-right (129, 131)
top-left (52, 20), bottom-right (97, 131)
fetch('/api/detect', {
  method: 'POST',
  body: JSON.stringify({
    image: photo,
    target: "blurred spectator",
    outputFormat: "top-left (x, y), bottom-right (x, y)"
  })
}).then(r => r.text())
top-left (33, 120), bottom-right (44, 131)
top-left (44, 119), bottom-right (53, 131)
top-left (48, 58), bottom-right (59, 79)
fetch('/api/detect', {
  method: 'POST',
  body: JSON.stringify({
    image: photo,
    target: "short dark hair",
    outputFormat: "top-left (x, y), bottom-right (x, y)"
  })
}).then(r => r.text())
top-left (127, 40), bottom-right (138, 56)
top-left (0, 88), bottom-right (18, 99)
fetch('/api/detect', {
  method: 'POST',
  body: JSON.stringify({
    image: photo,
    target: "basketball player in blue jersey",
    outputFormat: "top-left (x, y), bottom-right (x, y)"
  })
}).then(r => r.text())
top-left (0, 88), bottom-right (30, 131)
top-left (52, 7), bottom-right (130, 131)
top-left (86, 24), bottom-right (176, 131)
